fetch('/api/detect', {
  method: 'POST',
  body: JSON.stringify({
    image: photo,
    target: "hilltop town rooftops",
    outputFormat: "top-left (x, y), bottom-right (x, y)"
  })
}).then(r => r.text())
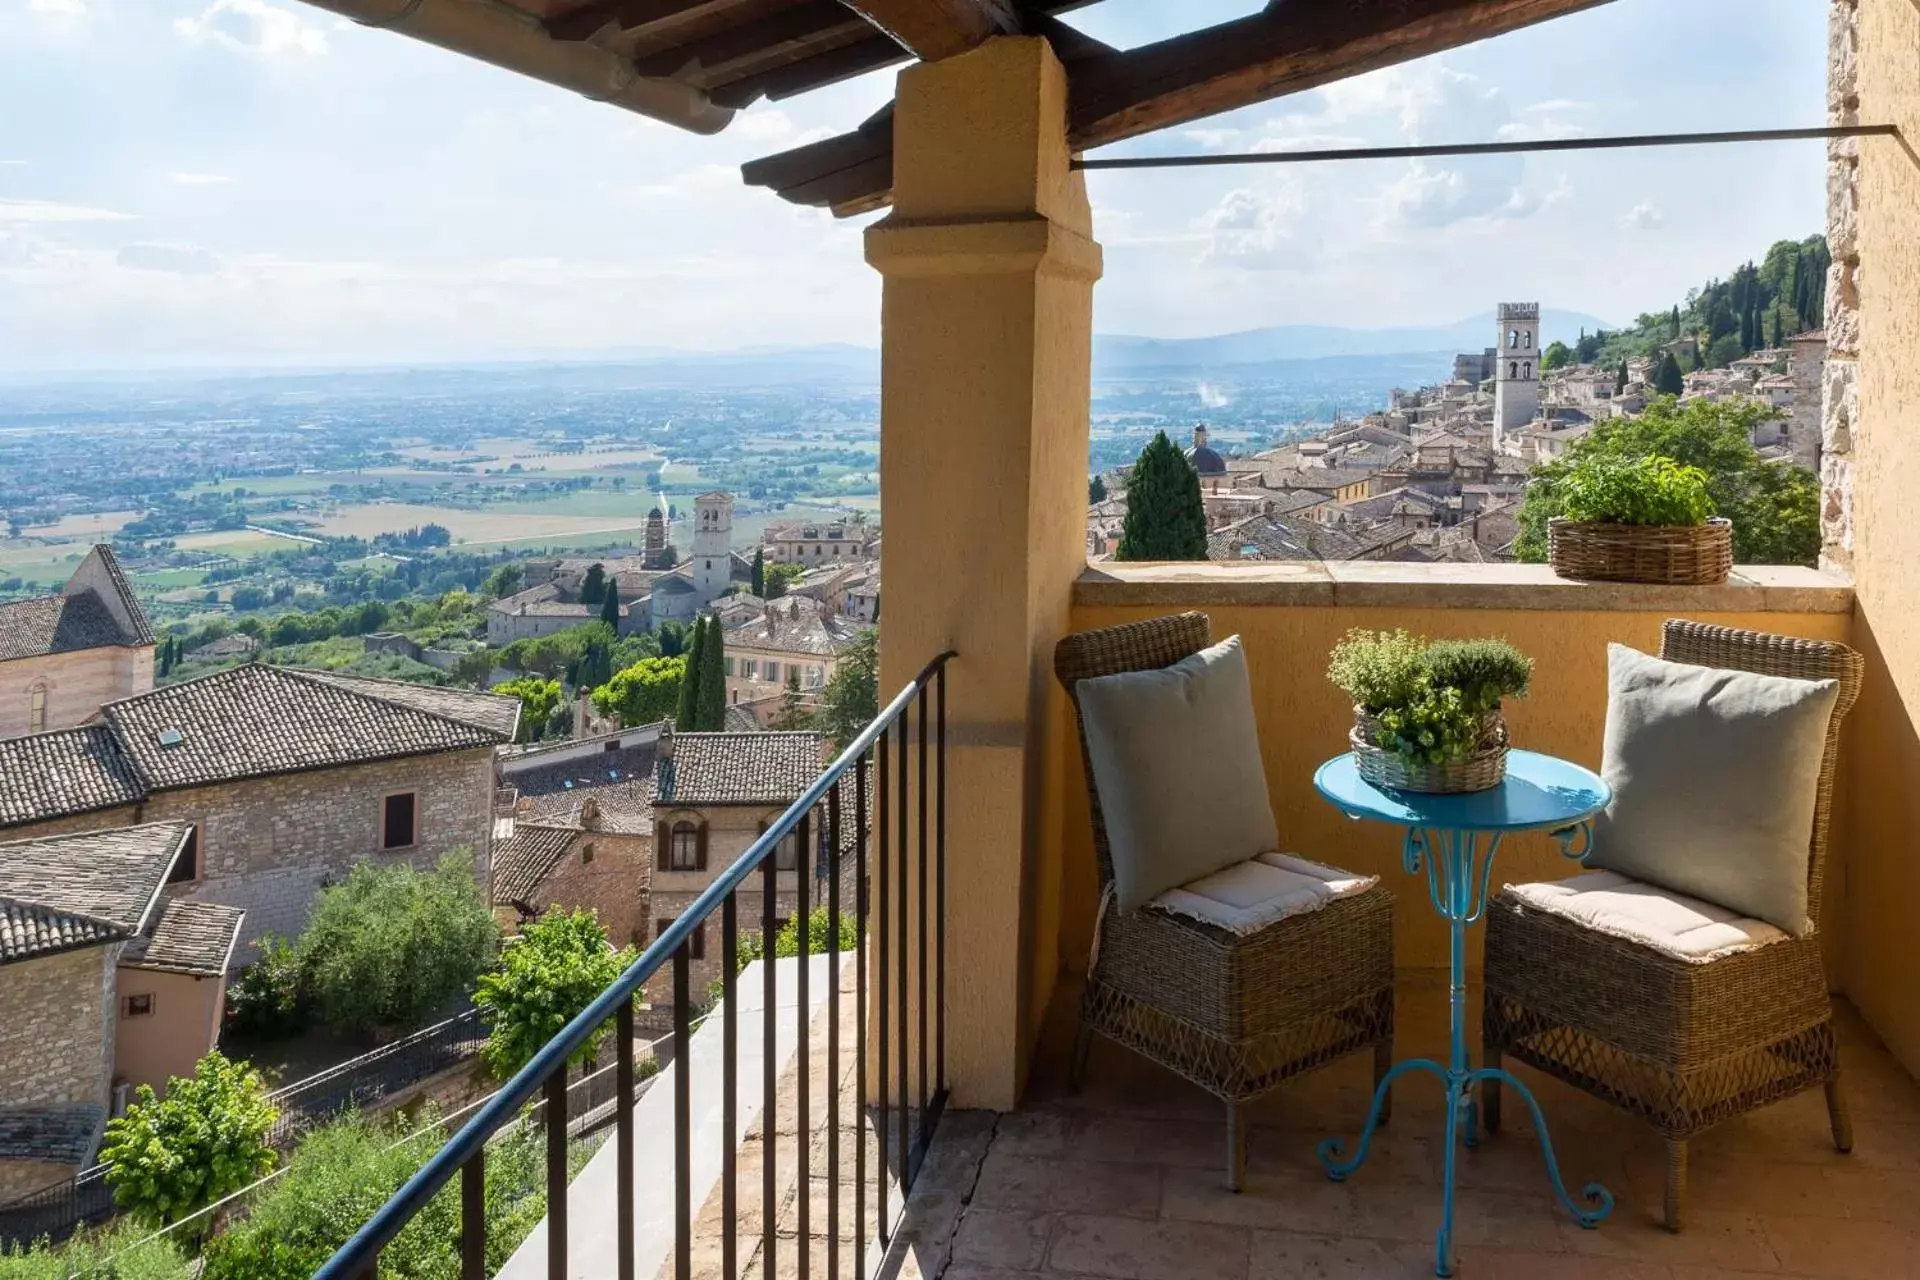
top-left (724, 598), bottom-right (861, 658)
top-left (0, 823), bottom-right (191, 966)
top-left (506, 735), bottom-right (658, 835)
top-left (492, 824), bottom-right (581, 907)
top-left (655, 731), bottom-right (825, 808)
top-left (0, 666), bottom-right (518, 830)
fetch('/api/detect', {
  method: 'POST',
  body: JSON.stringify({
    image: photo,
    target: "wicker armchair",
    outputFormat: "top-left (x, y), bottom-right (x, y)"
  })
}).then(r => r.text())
top-left (1482, 620), bottom-right (1863, 1231)
top-left (1055, 612), bottom-right (1395, 1191)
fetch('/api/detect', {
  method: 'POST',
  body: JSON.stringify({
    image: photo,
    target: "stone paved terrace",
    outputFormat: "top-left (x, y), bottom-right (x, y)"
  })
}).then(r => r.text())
top-left (656, 967), bottom-right (1920, 1280)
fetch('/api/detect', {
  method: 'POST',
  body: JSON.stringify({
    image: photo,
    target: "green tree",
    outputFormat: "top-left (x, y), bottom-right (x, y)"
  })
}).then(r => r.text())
top-left (592, 655), bottom-right (686, 726)
top-left (1707, 332), bottom-right (1745, 370)
top-left (482, 563), bottom-right (524, 599)
top-left (770, 668), bottom-right (808, 730)
top-left (765, 561), bottom-right (805, 600)
top-left (697, 615), bottom-right (727, 731)
top-left (813, 627), bottom-right (878, 750)
top-left (101, 1052), bottom-right (277, 1227)
top-left (1088, 474), bottom-right (1108, 504)
top-left (750, 547), bottom-right (766, 598)
top-left (1115, 431), bottom-right (1207, 561)
top-left (676, 614), bottom-right (707, 728)
top-left (579, 563), bottom-right (606, 604)
top-left (0, 1221), bottom-right (186, 1277)
top-left (475, 909), bottom-right (636, 1075)
top-left (494, 676), bottom-right (563, 743)
top-left (600, 579), bottom-right (622, 629)
top-left (658, 620), bottom-right (690, 658)
top-left (1541, 340), bottom-right (1573, 371)
top-left (1653, 352), bottom-right (1685, 396)
top-left (296, 855), bottom-right (498, 1035)
top-left (1514, 396), bottom-right (1818, 567)
top-left (1669, 305), bottom-right (1681, 338)
top-left (1614, 360), bottom-right (1628, 394)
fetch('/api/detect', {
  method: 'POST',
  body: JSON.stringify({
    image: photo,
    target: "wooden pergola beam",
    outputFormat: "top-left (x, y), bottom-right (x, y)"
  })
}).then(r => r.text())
top-left (745, 0), bottom-right (1615, 210)
top-left (836, 0), bottom-right (1023, 61)
top-left (545, 0), bottom-right (712, 43)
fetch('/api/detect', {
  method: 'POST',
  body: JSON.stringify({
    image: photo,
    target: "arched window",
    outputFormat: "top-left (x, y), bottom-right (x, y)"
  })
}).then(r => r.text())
top-left (1523, 331), bottom-right (1533, 349)
top-left (670, 821), bottom-right (699, 871)
top-left (1508, 330), bottom-right (1519, 349)
top-left (1523, 362), bottom-right (1533, 378)
top-left (1509, 361), bottom-right (1519, 379)
top-left (775, 830), bottom-right (800, 871)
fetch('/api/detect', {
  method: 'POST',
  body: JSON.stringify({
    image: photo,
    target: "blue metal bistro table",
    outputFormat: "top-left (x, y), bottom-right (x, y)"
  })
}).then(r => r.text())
top-left (1313, 749), bottom-right (1615, 1278)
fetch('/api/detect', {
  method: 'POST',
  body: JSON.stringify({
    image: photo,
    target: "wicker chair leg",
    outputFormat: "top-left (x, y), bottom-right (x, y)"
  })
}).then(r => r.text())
top-left (1374, 1038), bottom-right (1394, 1125)
top-left (1663, 1139), bottom-right (1687, 1232)
top-left (1070, 1019), bottom-right (1093, 1092)
top-left (1480, 1041), bottom-right (1502, 1135)
top-left (1225, 1101), bottom-right (1246, 1194)
top-left (1826, 1075), bottom-right (1854, 1154)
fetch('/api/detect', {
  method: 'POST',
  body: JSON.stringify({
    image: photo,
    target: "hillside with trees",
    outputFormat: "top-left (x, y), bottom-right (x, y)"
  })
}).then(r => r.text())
top-left (1542, 235), bottom-right (1830, 375)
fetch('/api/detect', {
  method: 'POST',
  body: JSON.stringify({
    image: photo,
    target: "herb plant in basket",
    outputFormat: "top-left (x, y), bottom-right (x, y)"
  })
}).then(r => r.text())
top-left (1328, 630), bottom-right (1534, 793)
top-left (1547, 453), bottom-right (1733, 585)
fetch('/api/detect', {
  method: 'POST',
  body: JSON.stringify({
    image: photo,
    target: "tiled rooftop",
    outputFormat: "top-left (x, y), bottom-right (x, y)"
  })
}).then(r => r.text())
top-left (0, 725), bottom-right (145, 829)
top-left (0, 823), bottom-right (189, 965)
top-left (656, 731), bottom-right (826, 808)
top-left (120, 898), bottom-right (246, 976)
top-left (0, 1104), bottom-right (105, 1166)
top-left (491, 823), bottom-right (580, 906)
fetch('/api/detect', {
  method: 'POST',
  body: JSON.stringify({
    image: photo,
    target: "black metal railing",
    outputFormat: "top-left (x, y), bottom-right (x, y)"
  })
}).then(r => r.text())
top-left (316, 650), bottom-right (956, 1280)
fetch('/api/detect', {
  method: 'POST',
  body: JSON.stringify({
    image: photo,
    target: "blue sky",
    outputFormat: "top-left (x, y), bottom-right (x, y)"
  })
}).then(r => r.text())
top-left (0, 0), bottom-right (1826, 370)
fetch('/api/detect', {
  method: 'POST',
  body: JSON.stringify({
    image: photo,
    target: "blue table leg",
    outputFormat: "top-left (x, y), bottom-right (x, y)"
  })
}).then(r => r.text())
top-left (1317, 826), bottom-right (1613, 1277)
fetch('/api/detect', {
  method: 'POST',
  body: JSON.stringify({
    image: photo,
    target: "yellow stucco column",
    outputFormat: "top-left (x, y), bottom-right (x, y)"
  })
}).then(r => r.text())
top-left (866, 36), bottom-right (1101, 1110)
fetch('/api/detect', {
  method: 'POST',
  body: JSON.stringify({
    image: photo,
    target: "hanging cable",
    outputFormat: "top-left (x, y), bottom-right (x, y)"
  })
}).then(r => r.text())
top-left (1072, 124), bottom-right (1899, 171)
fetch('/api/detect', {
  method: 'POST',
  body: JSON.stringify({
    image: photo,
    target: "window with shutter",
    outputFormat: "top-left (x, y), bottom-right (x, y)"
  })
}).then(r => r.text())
top-left (656, 821), bottom-right (670, 872)
top-left (696, 821), bottom-right (709, 870)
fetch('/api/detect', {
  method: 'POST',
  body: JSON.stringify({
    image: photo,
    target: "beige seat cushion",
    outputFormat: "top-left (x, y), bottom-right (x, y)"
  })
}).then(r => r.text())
top-left (1504, 870), bottom-right (1788, 964)
top-left (1151, 853), bottom-right (1378, 936)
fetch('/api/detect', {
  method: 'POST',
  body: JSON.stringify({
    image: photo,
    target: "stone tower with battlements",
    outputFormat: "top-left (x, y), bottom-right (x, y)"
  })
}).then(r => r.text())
top-left (691, 491), bottom-right (733, 605)
top-left (1494, 302), bottom-right (1541, 454)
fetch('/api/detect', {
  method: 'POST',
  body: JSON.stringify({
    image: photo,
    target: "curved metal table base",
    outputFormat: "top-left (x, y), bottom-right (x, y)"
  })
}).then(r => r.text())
top-left (1312, 818), bottom-right (1614, 1278)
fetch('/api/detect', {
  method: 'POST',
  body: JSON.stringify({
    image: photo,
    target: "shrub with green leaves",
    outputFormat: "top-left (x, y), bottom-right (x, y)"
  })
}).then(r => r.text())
top-left (475, 909), bottom-right (636, 1076)
top-left (199, 1111), bottom-right (548, 1280)
top-left (223, 935), bottom-right (306, 1041)
top-left (1555, 453), bottom-right (1716, 527)
top-left (296, 854), bottom-right (498, 1035)
top-left (1328, 630), bottom-right (1533, 767)
top-left (711, 906), bottom-right (859, 1005)
top-left (101, 1052), bottom-right (278, 1228)
top-left (0, 1221), bottom-right (187, 1280)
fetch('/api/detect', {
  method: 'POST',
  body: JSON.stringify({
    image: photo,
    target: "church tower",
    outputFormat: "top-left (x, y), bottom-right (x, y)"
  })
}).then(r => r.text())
top-left (644, 506), bottom-right (667, 569)
top-left (691, 491), bottom-right (733, 604)
top-left (1493, 302), bottom-right (1541, 454)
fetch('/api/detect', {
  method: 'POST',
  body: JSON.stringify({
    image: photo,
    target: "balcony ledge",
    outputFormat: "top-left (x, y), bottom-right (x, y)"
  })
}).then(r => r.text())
top-left (1076, 562), bottom-right (1853, 614)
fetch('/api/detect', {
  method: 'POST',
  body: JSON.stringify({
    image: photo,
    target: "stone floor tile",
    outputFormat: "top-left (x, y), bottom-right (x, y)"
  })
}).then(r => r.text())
top-left (1246, 1229), bottom-right (1437, 1280)
top-left (950, 1210), bottom-right (1054, 1270)
top-left (1759, 1213), bottom-right (1919, 1279)
top-left (1449, 1187), bottom-right (1568, 1252)
top-left (1454, 1249), bottom-right (1673, 1279)
top-left (1045, 1214), bottom-right (1250, 1280)
top-left (1556, 1209), bottom-right (1780, 1272)
top-left (1159, 1164), bottom-right (1358, 1236)
top-left (971, 1152), bottom-right (1162, 1219)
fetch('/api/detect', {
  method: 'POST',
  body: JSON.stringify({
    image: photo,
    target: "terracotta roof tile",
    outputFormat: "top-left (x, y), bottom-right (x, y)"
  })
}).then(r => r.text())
top-left (0, 726), bottom-right (144, 830)
top-left (0, 823), bottom-right (189, 965)
top-left (654, 732), bottom-right (824, 808)
top-left (490, 825), bottom-right (578, 906)
top-left (120, 899), bottom-right (245, 976)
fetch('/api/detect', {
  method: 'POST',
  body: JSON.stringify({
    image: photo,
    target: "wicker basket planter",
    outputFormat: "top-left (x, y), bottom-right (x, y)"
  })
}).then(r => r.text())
top-left (1351, 707), bottom-right (1509, 794)
top-left (1548, 516), bottom-right (1734, 586)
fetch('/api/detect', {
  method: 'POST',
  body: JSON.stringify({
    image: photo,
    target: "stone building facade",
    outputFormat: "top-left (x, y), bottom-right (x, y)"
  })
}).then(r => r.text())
top-left (0, 948), bottom-right (115, 1199)
top-left (0, 545), bottom-right (153, 739)
top-left (1821, 0), bottom-right (1862, 571)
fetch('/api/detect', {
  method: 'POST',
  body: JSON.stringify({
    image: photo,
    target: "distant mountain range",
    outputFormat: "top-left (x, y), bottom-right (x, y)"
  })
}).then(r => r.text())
top-left (0, 311), bottom-right (1616, 393)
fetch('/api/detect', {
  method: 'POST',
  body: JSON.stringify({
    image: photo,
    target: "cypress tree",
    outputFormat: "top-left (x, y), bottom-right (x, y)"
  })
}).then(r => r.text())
top-left (1115, 431), bottom-right (1208, 562)
top-left (697, 616), bottom-right (727, 731)
top-left (1654, 352), bottom-right (1685, 397)
top-left (750, 548), bottom-right (765, 598)
top-left (600, 580), bottom-right (621, 630)
top-left (675, 615), bottom-right (705, 728)
top-left (1614, 360), bottom-right (1628, 394)
top-left (1669, 305), bottom-right (1680, 339)
top-left (580, 563), bottom-right (606, 604)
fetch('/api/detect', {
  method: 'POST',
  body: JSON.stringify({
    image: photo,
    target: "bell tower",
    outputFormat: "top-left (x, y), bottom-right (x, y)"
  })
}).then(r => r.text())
top-left (1494, 302), bottom-right (1541, 454)
top-left (691, 491), bottom-right (733, 604)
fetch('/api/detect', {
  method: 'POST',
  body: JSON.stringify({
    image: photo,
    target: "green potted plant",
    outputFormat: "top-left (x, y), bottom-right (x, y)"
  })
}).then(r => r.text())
top-left (1546, 453), bottom-right (1732, 584)
top-left (1328, 630), bottom-right (1534, 793)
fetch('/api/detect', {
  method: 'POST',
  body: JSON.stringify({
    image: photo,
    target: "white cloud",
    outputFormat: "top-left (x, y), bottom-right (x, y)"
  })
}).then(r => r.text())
top-left (167, 171), bottom-right (235, 186)
top-left (0, 198), bottom-right (134, 224)
top-left (28, 0), bottom-right (87, 14)
top-left (1495, 118), bottom-right (1588, 143)
top-left (1521, 99), bottom-right (1594, 115)
top-left (174, 0), bottom-right (329, 56)
top-left (117, 243), bottom-right (223, 275)
top-left (1195, 183), bottom-right (1312, 267)
top-left (0, 160), bottom-right (25, 167)
top-left (1622, 200), bottom-right (1665, 230)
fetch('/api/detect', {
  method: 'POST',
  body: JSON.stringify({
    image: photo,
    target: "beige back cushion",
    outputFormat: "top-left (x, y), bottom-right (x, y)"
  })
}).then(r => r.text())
top-left (1075, 635), bottom-right (1279, 912)
top-left (1589, 644), bottom-right (1838, 936)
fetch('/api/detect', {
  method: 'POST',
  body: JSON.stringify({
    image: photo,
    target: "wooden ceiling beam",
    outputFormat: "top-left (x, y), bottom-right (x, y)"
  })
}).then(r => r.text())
top-left (709, 33), bottom-right (908, 105)
top-left (632, 0), bottom-right (871, 80)
top-left (545, 0), bottom-right (713, 43)
top-left (745, 0), bottom-right (1614, 211)
top-left (835, 0), bottom-right (1022, 61)
top-left (1067, 0), bottom-right (1617, 151)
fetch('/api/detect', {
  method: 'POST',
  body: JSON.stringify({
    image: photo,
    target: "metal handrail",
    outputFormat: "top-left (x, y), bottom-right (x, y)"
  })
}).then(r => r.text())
top-left (315, 649), bottom-right (956, 1278)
